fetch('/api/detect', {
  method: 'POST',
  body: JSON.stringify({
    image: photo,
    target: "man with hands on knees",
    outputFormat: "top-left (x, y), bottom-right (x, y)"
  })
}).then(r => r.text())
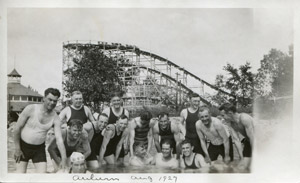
top-left (14, 88), bottom-right (67, 173)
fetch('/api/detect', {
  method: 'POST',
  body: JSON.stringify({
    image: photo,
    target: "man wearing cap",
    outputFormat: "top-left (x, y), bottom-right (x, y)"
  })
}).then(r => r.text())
top-left (69, 152), bottom-right (91, 173)
top-left (59, 91), bottom-right (95, 125)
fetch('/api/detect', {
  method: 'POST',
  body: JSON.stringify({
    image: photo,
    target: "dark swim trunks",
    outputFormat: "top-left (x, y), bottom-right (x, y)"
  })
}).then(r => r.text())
top-left (20, 138), bottom-right (46, 163)
top-left (208, 136), bottom-right (233, 161)
top-left (242, 138), bottom-right (252, 157)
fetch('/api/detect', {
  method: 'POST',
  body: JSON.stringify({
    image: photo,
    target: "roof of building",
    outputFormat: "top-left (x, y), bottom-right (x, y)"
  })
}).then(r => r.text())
top-left (7, 83), bottom-right (43, 97)
top-left (8, 69), bottom-right (22, 77)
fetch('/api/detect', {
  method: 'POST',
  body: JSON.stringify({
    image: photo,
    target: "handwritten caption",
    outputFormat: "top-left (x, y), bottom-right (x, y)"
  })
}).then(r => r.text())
top-left (131, 175), bottom-right (178, 183)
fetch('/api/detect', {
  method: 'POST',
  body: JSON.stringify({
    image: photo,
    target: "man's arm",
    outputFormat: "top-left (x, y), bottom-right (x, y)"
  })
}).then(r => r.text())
top-left (83, 122), bottom-right (93, 142)
top-left (14, 105), bottom-right (32, 163)
top-left (147, 127), bottom-right (154, 154)
top-left (80, 130), bottom-right (91, 159)
top-left (195, 121), bottom-right (210, 163)
top-left (196, 154), bottom-right (209, 168)
top-left (58, 107), bottom-right (69, 125)
top-left (85, 106), bottom-right (96, 123)
top-left (129, 119), bottom-right (136, 157)
top-left (99, 127), bottom-right (113, 163)
top-left (179, 109), bottom-right (187, 130)
top-left (47, 134), bottom-right (60, 165)
top-left (180, 156), bottom-right (186, 168)
top-left (115, 131), bottom-right (129, 161)
top-left (241, 114), bottom-right (254, 148)
top-left (230, 127), bottom-right (244, 160)
top-left (215, 121), bottom-right (230, 163)
top-left (53, 116), bottom-right (67, 169)
top-left (152, 124), bottom-right (161, 153)
top-left (172, 122), bottom-right (183, 159)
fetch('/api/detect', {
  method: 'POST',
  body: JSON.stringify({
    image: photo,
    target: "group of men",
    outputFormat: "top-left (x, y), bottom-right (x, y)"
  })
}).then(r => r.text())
top-left (13, 88), bottom-right (254, 173)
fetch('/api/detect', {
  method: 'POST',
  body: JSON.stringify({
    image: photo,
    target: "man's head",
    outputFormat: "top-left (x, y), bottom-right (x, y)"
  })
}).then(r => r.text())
top-left (219, 103), bottom-right (236, 122)
top-left (110, 91), bottom-right (123, 109)
top-left (70, 152), bottom-right (86, 173)
top-left (199, 106), bottom-right (212, 126)
top-left (158, 112), bottom-right (170, 130)
top-left (133, 142), bottom-right (147, 158)
top-left (116, 114), bottom-right (128, 132)
top-left (189, 93), bottom-right (200, 109)
top-left (67, 119), bottom-right (83, 140)
top-left (97, 113), bottom-right (109, 131)
top-left (44, 88), bottom-right (61, 111)
top-left (71, 91), bottom-right (83, 108)
top-left (140, 110), bottom-right (152, 125)
top-left (161, 139), bottom-right (173, 159)
top-left (181, 139), bottom-right (194, 157)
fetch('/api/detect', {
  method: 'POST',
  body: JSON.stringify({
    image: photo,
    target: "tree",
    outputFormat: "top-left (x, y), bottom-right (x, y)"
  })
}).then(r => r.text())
top-left (63, 47), bottom-right (126, 108)
top-left (213, 62), bottom-right (255, 107)
top-left (255, 46), bottom-right (293, 98)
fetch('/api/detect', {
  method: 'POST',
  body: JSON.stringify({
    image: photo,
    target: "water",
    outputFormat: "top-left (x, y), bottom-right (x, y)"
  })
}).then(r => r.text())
top-left (7, 126), bottom-right (249, 174)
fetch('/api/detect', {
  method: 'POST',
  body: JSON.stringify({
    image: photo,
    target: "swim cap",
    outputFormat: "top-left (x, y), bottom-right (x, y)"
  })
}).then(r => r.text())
top-left (70, 152), bottom-right (85, 163)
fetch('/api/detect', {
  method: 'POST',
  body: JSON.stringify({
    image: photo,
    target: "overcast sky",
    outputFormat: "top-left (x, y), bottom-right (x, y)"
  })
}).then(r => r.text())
top-left (7, 8), bottom-right (293, 94)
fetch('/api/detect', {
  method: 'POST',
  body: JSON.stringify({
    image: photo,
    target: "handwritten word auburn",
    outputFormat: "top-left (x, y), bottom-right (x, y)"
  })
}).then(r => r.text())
top-left (73, 174), bottom-right (120, 181)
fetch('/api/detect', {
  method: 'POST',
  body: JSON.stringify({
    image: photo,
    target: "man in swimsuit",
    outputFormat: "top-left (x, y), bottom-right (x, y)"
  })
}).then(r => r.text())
top-left (13, 88), bottom-right (67, 173)
top-left (48, 119), bottom-right (91, 172)
top-left (128, 110), bottom-right (156, 157)
top-left (129, 142), bottom-right (154, 167)
top-left (219, 103), bottom-right (254, 170)
top-left (180, 93), bottom-right (205, 156)
top-left (56, 152), bottom-right (91, 174)
top-left (84, 113), bottom-right (109, 170)
top-left (152, 112), bottom-right (183, 159)
top-left (99, 114), bottom-right (129, 165)
top-left (196, 106), bottom-right (233, 164)
top-left (153, 139), bottom-right (178, 169)
top-left (180, 139), bottom-right (208, 169)
top-left (59, 91), bottom-right (95, 125)
top-left (102, 91), bottom-right (130, 161)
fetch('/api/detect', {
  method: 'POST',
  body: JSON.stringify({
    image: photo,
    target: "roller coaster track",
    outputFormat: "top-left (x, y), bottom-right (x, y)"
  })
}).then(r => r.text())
top-left (63, 41), bottom-right (235, 107)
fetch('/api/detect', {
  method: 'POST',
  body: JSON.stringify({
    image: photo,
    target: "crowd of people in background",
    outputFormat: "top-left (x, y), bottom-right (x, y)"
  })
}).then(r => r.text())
top-left (13, 88), bottom-right (254, 173)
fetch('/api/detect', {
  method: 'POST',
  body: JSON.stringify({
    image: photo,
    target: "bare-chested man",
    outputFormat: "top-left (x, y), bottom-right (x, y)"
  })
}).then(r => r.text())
top-left (59, 91), bottom-right (95, 125)
top-left (152, 112), bottom-right (183, 159)
top-left (153, 139), bottom-right (179, 169)
top-left (129, 142), bottom-right (154, 167)
top-left (48, 119), bottom-right (91, 172)
top-left (14, 88), bottom-right (67, 173)
top-left (99, 114), bottom-right (129, 165)
top-left (219, 103), bottom-right (254, 169)
top-left (196, 106), bottom-right (233, 164)
top-left (129, 110), bottom-right (156, 157)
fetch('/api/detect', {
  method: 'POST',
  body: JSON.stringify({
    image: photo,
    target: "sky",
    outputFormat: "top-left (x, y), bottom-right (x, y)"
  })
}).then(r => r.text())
top-left (7, 8), bottom-right (293, 94)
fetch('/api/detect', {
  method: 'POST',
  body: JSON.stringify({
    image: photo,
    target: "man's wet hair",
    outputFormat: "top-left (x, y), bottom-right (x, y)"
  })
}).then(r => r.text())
top-left (181, 139), bottom-right (193, 147)
top-left (199, 105), bottom-right (210, 113)
top-left (219, 103), bottom-right (237, 113)
top-left (44, 88), bottom-right (61, 98)
top-left (117, 114), bottom-right (128, 120)
top-left (133, 142), bottom-right (146, 152)
top-left (71, 91), bottom-right (82, 96)
top-left (157, 112), bottom-right (169, 119)
top-left (160, 138), bottom-right (173, 148)
top-left (67, 119), bottom-right (83, 129)
top-left (140, 110), bottom-right (152, 122)
top-left (98, 113), bottom-right (108, 120)
top-left (110, 91), bottom-right (124, 99)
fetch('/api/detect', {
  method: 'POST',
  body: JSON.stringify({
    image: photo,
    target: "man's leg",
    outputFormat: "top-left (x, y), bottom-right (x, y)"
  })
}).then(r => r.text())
top-left (207, 143), bottom-right (219, 162)
top-left (33, 162), bottom-right (47, 173)
top-left (104, 154), bottom-right (115, 164)
top-left (15, 161), bottom-right (28, 173)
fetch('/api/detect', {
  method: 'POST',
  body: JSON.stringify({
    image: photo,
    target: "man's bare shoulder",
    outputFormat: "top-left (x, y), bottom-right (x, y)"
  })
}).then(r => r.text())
top-left (102, 107), bottom-right (110, 115)
top-left (240, 113), bottom-right (253, 125)
top-left (81, 130), bottom-right (89, 140)
top-left (195, 120), bottom-right (202, 129)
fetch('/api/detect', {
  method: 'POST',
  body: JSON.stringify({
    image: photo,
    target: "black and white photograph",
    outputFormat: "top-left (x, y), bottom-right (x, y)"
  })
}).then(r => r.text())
top-left (1, 0), bottom-right (299, 183)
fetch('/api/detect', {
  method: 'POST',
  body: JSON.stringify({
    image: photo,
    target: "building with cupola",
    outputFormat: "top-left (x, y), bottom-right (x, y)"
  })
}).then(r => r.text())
top-left (7, 69), bottom-right (43, 117)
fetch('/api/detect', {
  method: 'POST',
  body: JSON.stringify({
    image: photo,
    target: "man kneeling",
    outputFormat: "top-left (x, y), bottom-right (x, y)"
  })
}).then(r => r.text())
top-left (153, 139), bottom-right (178, 169)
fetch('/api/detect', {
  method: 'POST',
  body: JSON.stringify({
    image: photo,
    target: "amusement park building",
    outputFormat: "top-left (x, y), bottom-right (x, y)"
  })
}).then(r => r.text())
top-left (7, 69), bottom-right (43, 113)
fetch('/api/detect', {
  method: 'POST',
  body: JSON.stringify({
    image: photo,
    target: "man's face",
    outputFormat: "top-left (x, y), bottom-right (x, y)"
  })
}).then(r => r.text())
top-left (69, 125), bottom-right (82, 140)
top-left (190, 97), bottom-right (200, 109)
top-left (199, 110), bottom-right (212, 126)
top-left (182, 143), bottom-right (193, 157)
top-left (72, 94), bottom-right (83, 108)
top-left (111, 96), bottom-right (121, 109)
top-left (159, 115), bottom-right (170, 130)
top-left (44, 93), bottom-right (59, 111)
top-left (135, 145), bottom-right (147, 158)
top-left (98, 115), bottom-right (108, 131)
top-left (71, 161), bottom-right (86, 173)
top-left (161, 143), bottom-right (172, 158)
top-left (117, 118), bottom-right (128, 132)
top-left (220, 110), bottom-right (233, 122)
